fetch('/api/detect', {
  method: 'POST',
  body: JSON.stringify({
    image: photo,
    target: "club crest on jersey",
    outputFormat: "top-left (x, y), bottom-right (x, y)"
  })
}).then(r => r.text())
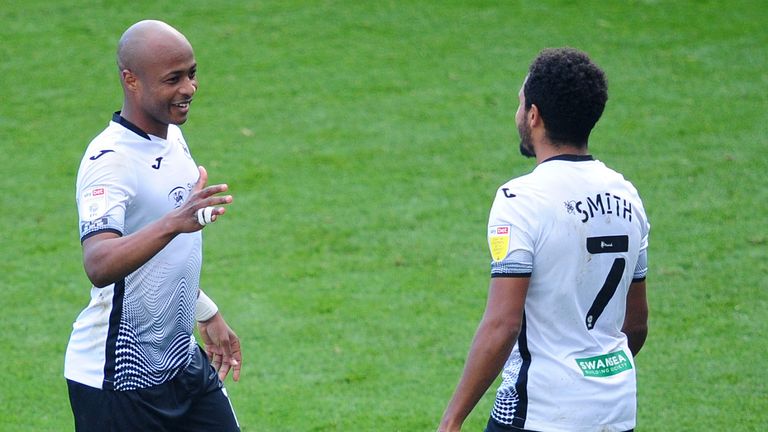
top-left (168, 186), bottom-right (189, 208)
top-left (488, 225), bottom-right (511, 262)
top-left (80, 186), bottom-right (108, 220)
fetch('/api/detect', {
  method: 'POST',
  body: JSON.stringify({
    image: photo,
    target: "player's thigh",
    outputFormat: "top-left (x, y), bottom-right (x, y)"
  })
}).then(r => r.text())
top-left (176, 386), bottom-right (240, 432)
top-left (67, 379), bottom-right (167, 432)
top-left (68, 379), bottom-right (112, 432)
top-left (174, 346), bottom-right (240, 432)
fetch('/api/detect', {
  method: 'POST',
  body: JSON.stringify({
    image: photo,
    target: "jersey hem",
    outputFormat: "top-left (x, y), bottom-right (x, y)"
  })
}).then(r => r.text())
top-left (64, 372), bottom-right (104, 391)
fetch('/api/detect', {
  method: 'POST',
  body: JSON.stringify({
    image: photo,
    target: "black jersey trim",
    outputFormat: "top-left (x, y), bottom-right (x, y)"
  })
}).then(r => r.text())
top-left (512, 312), bottom-right (531, 428)
top-left (112, 112), bottom-right (151, 140)
top-left (632, 276), bottom-right (647, 283)
top-left (541, 154), bottom-right (594, 163)
top-left (80, 228), bottom-right (123, 244)
top-left (491, 273), bottom-right (533, 278)
top-left (102, 279), bottom-right (125, 391)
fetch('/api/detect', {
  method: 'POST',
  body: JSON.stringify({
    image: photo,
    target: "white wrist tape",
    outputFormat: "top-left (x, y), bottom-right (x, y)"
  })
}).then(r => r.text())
top-left (195, 290), bottom-right (219, 322)
top-left (196, 207), bottom-right (215, 226)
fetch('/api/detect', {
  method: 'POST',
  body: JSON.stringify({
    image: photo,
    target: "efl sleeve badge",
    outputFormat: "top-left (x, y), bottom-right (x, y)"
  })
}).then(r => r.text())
top-left (80, 186), bottom-right (109, 221)
top-left (488, 225), bottom-right (511, 262)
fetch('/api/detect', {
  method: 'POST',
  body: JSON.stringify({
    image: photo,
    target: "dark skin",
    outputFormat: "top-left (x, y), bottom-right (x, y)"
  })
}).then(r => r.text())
top-left (117, 20), bottom-right (198, 139)
top-left (83, 20), bottom-right (241, 382)
top-left (437, 82), bottom-right (649, 431)
top-left (82, 166), bottom-right (229, 288)
top-left (622, 280), bottom-right (649, 356)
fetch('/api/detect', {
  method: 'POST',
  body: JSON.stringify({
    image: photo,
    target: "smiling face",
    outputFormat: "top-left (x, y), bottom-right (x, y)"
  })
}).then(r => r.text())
top-left (118, 21), bottom-right (198, 138)
top-left (136, 43), bottom-right (197, 131)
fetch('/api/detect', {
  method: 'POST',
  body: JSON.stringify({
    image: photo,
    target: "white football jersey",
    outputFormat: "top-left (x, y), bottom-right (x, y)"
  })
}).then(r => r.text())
top-left (487, 155), bottom-right (650, 431)
top-left (65, 113), bottom-right (201, 391)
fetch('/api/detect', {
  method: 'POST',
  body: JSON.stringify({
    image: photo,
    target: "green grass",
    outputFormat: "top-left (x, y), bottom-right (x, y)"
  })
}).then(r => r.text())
top-left (1, 0), bottom-right (766, 430)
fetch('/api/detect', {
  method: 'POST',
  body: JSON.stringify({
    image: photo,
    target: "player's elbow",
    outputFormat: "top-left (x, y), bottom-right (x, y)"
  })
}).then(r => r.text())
top-left (481, 315), bottom-right (522, 345)
top-left (82, 250), bottom-right (117, 288)
top-left (84, 263), bottom-right (113, 288)
top-left (81, 234), bottom-right (122, 288)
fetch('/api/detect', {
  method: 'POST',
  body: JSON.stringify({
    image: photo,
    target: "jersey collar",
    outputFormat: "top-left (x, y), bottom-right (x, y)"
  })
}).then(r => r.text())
top-left (541, 154), bottom-right (594, 163)
top-left (112, 112), bottom-right (151, 140)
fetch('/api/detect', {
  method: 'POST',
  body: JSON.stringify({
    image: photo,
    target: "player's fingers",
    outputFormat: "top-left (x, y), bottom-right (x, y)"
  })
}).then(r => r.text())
top-left (217, 344), bottom-right (232, 381)
top-left (231, 362), bottom-right (241, 382)
top-left (216, 334), bottom-right (239, 381)
top-left (206, 343), bottom-right (224, 357)
top-left (193, 166), bottom-right (208, 193)
top-left (208, 193), bottom-right (232, 208)
top-left (229, 336), bottom-right (241, 382)
top-left (204, 346), bottom-right (214, 361)
top-left (201, 182), bottom-right (229, 196)
top-left (218, 361), bottom-right (232, 382)
top-left (192, 197), bottom-right (231, 228)
top-left (231, 355), bottom-right (241, 382)
top-left (211, 352), bottom-right (223, 372)
top-left (231, 338), bottom-right (241, 362)
top-left (195, 186), bottom-right (232, 209)
top-left (209, 207), bottom-right (227, 223)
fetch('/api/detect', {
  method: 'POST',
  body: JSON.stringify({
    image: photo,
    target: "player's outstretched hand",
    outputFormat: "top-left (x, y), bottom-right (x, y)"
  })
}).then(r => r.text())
top-left (175, 166), bottom-right (233, 232)
top-left (198, 312), bottom-right (242, 382)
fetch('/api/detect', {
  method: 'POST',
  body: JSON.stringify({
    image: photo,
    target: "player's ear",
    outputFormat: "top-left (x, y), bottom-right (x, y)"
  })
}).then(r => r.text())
top-left (122, 69), bottom-right (139, 92)
top-left (529, 104), bottom-right (542, 127)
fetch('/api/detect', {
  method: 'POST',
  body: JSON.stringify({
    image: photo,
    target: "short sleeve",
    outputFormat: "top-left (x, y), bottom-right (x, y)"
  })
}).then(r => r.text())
top-left (76, 151), bottom-right (136, 242)
top-left (633, 202), bottom-right (651, 281)
top-left (488, 185), bottom-right (535, 277)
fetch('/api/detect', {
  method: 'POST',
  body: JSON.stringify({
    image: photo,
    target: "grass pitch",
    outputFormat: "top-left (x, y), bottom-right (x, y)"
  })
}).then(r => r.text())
top-left (1, 1), bottom-right (766, 430)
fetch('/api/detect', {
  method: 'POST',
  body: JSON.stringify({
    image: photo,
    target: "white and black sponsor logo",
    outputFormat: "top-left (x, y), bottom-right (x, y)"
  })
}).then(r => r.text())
top-left (81, 216), bottom-right (109, 234)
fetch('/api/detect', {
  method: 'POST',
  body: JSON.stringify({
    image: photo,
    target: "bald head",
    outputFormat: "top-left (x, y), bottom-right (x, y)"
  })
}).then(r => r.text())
top-left (115, 20), bottom-right (198, 137)
top-left (117, 20), bottom-right (193, 75)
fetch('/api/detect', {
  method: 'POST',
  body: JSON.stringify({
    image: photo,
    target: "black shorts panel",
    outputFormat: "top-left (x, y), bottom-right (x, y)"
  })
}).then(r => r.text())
top-left (68, 346), bottom-right (239, 432)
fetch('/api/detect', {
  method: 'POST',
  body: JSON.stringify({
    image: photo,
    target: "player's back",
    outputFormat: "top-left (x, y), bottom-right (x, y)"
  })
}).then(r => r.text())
top-left (488, 155), bottom-right (649, 431)
top-left (522, 157), bottom-right (647, 350)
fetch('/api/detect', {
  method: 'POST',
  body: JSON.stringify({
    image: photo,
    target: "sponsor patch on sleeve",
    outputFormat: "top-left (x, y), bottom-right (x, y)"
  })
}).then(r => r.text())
top-left (488, 225), bottom-right (511, 262)
top-left (80, 186), bottom-right (108, 221)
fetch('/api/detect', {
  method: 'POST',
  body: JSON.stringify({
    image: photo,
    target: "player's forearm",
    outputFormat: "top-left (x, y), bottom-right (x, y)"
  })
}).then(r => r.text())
top-left (83, 216), bottom-right (180, 287)
top-left (623, 325), bottom-right (647, 356)
top-left (622, 280), bottom-right (648, 356)
top-left (440, 318), bottom-right (518, 430)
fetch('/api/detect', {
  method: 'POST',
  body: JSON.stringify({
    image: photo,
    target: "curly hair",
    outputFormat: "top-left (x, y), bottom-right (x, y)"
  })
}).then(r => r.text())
top-left (524, 48), bottom-right (608, 146)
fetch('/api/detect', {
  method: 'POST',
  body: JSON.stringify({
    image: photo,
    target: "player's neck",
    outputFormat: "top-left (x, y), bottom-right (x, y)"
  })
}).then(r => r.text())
top-left (534, 140), bottom-right (589, 164)
top-left (119, 105), bottom-right (169, 140)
